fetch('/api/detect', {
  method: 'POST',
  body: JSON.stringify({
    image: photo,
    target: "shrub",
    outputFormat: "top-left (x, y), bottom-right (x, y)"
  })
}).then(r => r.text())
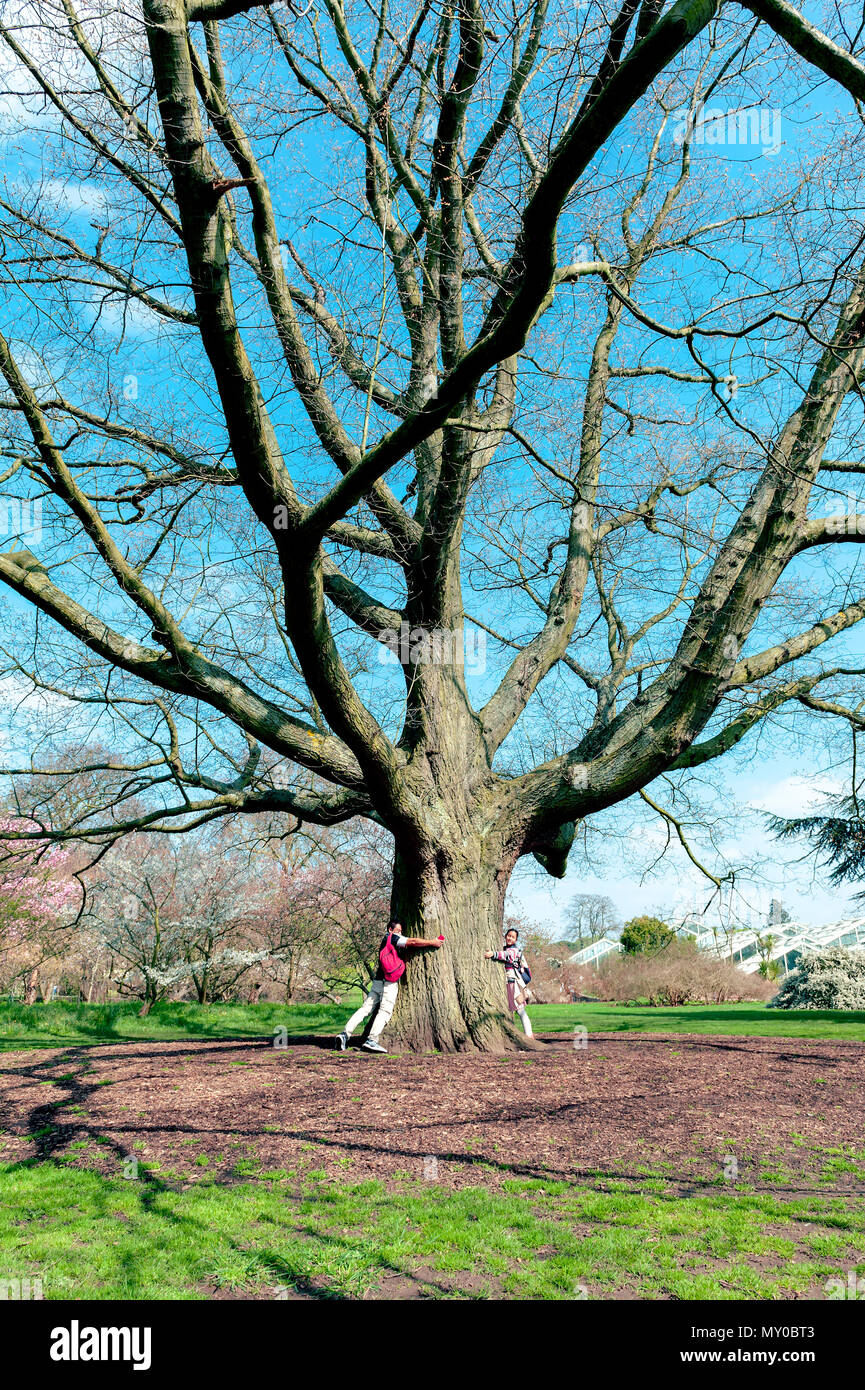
top-left (521, 926), bottom-right (585, 1003)
top-left (620, 915), bottom-right (676, 955)
top-left (769, 947), bottom-right (865, 1011)
top-left (596, 939), bottom-right (774, 1006)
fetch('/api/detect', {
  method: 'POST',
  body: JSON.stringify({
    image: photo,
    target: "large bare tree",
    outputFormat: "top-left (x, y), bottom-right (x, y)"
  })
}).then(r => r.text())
top-left (1, 0), bottom-right (865, 1048)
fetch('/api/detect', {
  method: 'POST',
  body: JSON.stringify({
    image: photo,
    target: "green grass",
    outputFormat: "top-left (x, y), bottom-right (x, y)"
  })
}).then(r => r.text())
top-left (0, 999), bottom-right (359, 1050)
top-left (1, 1158), bottom-right (862, 1300)
top-left (1, 998), bottom-right (864, 1050)
top-left (533, 1001), bottom-right (865, 1041)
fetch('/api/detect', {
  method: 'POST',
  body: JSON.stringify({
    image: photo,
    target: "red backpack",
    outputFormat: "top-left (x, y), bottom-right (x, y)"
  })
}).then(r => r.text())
top-left (379, 932), bottom-right (406, 983)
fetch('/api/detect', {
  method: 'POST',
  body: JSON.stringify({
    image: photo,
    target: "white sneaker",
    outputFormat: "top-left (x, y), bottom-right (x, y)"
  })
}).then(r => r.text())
top-left (335, 1032), bottom-right (348, 1051)
top-left (362, 1039), bottom-right (387, 1053)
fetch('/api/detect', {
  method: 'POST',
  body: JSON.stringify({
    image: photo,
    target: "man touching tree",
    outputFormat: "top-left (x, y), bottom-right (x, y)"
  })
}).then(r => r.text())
top-left (336, 922), bottom-right (444, 1054)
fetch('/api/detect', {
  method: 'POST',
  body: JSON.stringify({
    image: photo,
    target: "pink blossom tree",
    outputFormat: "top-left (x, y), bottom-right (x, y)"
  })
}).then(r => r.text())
top-left (0, 819), bottom-right (80, 1001)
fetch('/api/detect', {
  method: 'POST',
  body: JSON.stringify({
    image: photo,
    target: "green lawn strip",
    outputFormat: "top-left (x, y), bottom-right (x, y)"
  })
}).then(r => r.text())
top-left (2, 999), bottom-right (865, 1050)
top-left (533, 1001), bottom-right (865, 1041)
top-left (0, 1000), bottom-right (358, 1051)
top-left (1, 1160), bottom-right (862, 1301)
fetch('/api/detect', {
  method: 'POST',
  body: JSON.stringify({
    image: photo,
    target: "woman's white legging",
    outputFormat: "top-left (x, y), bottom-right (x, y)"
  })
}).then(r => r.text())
top-left (516, 1005), bottom-right (533, 1037)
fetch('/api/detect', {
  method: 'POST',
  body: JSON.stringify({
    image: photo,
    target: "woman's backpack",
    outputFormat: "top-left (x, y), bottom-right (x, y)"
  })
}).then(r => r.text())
top-left (379, 932), bottom-right (406, 983)
top-left (505, 945), bottom-right (531, 984)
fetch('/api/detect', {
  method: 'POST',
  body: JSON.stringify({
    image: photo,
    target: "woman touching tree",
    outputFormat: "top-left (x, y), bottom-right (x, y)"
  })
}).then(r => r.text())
top-left (485, 927), bottom-right (533, 1039)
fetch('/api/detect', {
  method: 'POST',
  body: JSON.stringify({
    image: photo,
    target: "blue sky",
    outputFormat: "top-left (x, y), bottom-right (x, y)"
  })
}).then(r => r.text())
top-left (509, 753), bottom-right (860, 935)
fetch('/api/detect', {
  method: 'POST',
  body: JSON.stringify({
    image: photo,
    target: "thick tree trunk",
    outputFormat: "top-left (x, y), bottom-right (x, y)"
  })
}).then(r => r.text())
top-left (384, 843), bottom-right (541, 1052)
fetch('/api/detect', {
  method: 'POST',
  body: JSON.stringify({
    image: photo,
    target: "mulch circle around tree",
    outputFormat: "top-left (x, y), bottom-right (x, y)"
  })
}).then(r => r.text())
top-left (2, 1032), bottom-right (864, 1196)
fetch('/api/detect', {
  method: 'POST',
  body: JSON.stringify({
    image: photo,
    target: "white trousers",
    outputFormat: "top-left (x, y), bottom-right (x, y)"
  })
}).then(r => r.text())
top-left (506, 979), bottom-right (533, 1036)
top-left (343, 979), bottom-right (399, 1041)
top-left (516, 1005), bottom-right (533, 1037)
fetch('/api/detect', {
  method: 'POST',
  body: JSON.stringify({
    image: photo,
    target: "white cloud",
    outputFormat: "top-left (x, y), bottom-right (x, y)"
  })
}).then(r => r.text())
top-left (749, 772), bottom-right (843, 818)
top-left (88, 290), bottom-right (162, 338)
top-left (0, 674), bottom-right (71, 714)
top-left (7, 176), bottom-right (108, 217)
